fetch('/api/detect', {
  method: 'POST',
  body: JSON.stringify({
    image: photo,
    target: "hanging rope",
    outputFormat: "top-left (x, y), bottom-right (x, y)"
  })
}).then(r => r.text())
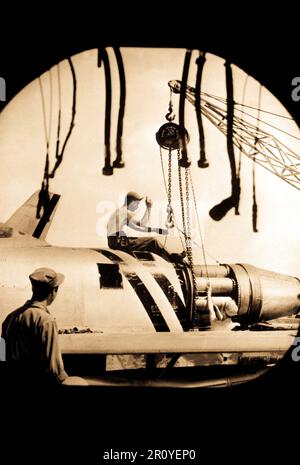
top-left (39, 69), bottom-right (53, 150)
top-left (49, 57), bottom-right (76, 179)
top-left (195, 51), bottom-right (208, 168)
top-left (252, 84), bottom-right (262, 233)
top-left (252, 161), bottom-right (258, 232)
top-left (37, 59), bottom-right (77, 219)
top-left (98, 48), bottom-right (113, 175)
top-left (184, 166), bottom-right (196, 281)
top-left (37, 70), bottom-right (53, 218)
top-left (37, 162), bottom-right (50, 219)
top-left (237, 74), bottom-right (249, 186)
top-left (177, 150), bottom-right (188, 247)
top-left (225, 60), bottom-right (240, 215)
top-left (188, 168), bottom-right (210, 279)
top-left (209, 60), bottom-right (240, 220)
top-left (54, 63), bottom-right (62, 167)
top-left (178, 50), bottom-right (192, 168)
top-left (113, 47), bottom-right (126, 169)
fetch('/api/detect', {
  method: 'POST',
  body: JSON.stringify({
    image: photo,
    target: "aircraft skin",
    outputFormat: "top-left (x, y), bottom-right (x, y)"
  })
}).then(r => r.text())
top-left (0, 191), bottom-right (299, 363)
top-left (0, 241), bottom-right (186, 334)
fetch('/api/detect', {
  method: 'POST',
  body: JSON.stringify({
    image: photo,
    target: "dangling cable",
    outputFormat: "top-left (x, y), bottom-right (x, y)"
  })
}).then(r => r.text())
top-left (177, 150), bottom-right (197, 321)
top-left (113, 47), bottom-right (126, 169)
top-left (184, 166), bottom-right (195, 277)
top-left (178, 50), bottom-right (192, 168)
top-left (226, 60), bottom-right (240, 215)
top-left (252, 84), bottom-right (262, 233)
top-left (252, 161), bottom-right (258, 232)
top-left (209, 60), bottom-right (240, 221)
top-left (237, 74), bottom-right (249, 191)
top-left (38, 70), bottom-right (53, 157)
top-left (37, 70), bottom-right (53, 218)
top-left (195, 51), bottom-right (208, 168)
top-left (188, 168), bottom-right (210, 279)
top-left (54, 63), bottom-right (61, 165)
top-left (177, 150), bottom-right (188, 246)
top-left (98, 48), bottom-right (113, 176)
top-left (49, 57), bottom-right (77, 178)
top-left (41, 69), bottom-right (53, 145)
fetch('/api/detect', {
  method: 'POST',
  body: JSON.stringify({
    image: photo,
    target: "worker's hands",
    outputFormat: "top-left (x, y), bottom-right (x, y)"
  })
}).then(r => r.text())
top-left (166, 220), bottom-right (175, 229)
top-left (145, 196), bottom-right (153, 208)
top-left (165, 205), bottom-right (174, 229)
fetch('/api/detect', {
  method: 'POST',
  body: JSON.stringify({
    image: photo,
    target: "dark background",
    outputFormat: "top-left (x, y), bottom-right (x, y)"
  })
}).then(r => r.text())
top-left (0, 10), bottom-right (299, 464)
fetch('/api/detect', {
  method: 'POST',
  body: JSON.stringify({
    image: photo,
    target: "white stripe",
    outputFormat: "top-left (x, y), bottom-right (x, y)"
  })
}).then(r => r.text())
top-left (140, 253), bottom-right (186, 305)
top-left (111, 250), bottom-right (184, 333)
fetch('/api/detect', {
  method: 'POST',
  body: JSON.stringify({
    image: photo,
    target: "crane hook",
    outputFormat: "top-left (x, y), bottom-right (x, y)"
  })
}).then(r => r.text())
top-left (165, 109), bottom-right (176, 122)
top-left (165, 99), bottom-right (175, 122)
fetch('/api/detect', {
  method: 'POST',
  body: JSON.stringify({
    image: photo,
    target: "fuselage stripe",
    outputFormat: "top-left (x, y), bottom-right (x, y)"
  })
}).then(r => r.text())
top-left (94, 249), bottom-right (170, 332)
top-left (152, 274), bottom-right (188, 330)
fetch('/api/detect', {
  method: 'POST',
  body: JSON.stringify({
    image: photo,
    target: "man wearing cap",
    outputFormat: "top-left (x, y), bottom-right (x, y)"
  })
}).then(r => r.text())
top-left (2, 267), bottom-right (87, 386)
top-left (107, 191), bottom-right (185, 261)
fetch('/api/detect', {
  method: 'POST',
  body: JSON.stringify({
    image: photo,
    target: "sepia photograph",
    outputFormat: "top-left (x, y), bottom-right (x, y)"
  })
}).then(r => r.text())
top-left (0, 15), bottom-right (299, 463)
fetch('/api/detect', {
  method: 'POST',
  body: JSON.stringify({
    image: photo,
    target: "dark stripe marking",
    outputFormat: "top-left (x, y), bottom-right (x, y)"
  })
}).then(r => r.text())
top-left (152, 274), bottom-right (188, 330)
top-left (93, 249), bottom-right (170, 332)
top-left (33, 194), bottom-right (60, 238)
top-left (96, 249), bottom-right (124, 263)
top-left (123, 271), bottom-right (170, 332)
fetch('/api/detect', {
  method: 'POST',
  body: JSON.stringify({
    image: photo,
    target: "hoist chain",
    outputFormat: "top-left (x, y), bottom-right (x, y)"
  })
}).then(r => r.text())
top-left (177, 150), bottom-right (197, 321)
top-left (185, 166), bottom-right (191, 251)
top-left (185, 167), bottom-right (197, 301)
top-left (177, 149), bottom-right (187, 241)
top-left (166, 149), bottom-right (174, 228)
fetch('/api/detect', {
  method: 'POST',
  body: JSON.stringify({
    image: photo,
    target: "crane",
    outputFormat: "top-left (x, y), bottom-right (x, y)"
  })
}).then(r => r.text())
top-left (168, 80), bottom-right (300, 191)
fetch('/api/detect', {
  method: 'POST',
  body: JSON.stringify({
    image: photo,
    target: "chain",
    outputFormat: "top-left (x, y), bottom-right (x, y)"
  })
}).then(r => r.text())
top-left (166, 148), bottom-right (174, 228)
top-left (177, 150), bottom-right (197, 321)
top-left (185, 167), bottom-right (197, 303)
top-left (177, 149), bottom-right (187, 241)
top-left (168, 149), bottom-right (172, 207)
top-left (185, 166), bottom-right (191, 251)
top-left (160, 146), bottom-right (185, 250)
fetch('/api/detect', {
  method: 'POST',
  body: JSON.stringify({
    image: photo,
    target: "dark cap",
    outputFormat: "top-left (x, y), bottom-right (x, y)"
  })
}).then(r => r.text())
top-left (126, 191), bottom-right (144, 203)
top-left (29, 267), bottom-right (65, 288)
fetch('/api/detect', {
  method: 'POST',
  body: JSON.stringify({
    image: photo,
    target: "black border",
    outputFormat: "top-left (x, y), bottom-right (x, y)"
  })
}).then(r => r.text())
top-left (1, 14), bottom-right (299, 462)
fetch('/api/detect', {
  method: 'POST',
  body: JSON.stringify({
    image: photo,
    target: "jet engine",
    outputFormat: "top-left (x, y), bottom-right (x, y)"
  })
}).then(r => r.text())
top-left (191, 263), bottom-right (300, 325)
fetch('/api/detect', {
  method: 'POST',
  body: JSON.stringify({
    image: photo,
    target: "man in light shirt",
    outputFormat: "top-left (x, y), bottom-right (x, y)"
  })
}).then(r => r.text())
top-left (107, 191), bottom-right (185, 262)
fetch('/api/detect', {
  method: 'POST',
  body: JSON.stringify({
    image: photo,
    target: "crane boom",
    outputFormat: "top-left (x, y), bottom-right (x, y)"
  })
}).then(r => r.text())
top-left (168, 80), bottom-right (300, 191)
